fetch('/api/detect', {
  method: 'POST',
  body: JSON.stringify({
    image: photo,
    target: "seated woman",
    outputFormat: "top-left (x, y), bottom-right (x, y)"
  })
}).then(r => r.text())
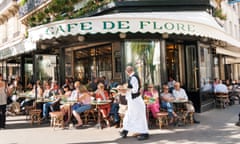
top-left (20, 80), bottom-right (43, 111)
top-left (160, 84), bottom-right (178, 123)
top-left (72, 85), bottom-right (92, 128)
top-left (117, 84), bottom-right (128, 128)
top-left (42, 81), bottom-right (63, 121)
top-left (95, 82), bottom-right (111, 126)
top-left (143, 84), bottom-right (160, 118)
top-left (59, 84), bottom-right (72, 125)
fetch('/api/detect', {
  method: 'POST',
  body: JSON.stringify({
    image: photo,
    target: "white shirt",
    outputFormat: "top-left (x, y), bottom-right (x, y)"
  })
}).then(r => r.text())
top-left (129, 73), bottom-right (140, 94)
top-left (172, 88), bottom-right (188, 100)
top-left (201, 83), bottom-right (213, 92)
top-left (0, 83), bottom-right (7, 105)
top-left (68, 90), bottom-right (78, 101)
top-left (215, 84), bottom-right (228, 93)
top-left (168, 80), bottom-right (176, 89)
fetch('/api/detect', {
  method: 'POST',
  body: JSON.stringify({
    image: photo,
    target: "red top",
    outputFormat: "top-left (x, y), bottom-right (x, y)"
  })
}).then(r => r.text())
top-left (95, 90), bottom-right (109, 100)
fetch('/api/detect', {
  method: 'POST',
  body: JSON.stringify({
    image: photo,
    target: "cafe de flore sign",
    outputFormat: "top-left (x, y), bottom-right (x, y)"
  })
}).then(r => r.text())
top-left (28, 12), bottom-right (228, 43)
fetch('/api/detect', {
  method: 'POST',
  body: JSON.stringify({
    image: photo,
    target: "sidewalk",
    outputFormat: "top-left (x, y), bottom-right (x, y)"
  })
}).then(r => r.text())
top-left (0, 105), bottom-right (240, 144)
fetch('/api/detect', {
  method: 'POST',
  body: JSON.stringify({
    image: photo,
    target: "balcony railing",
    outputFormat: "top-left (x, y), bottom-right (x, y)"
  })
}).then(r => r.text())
top-left (19, 0), bottom-right (49, 18)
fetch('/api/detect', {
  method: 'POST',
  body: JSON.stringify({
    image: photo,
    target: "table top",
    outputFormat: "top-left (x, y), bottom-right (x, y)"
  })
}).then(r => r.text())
top-left (91, 100), bottom-right (112, 105)
top-left (60, 100), bottom-right (77, 105)
top-left (36, 98), bottom-right (54, 103)
top-left (17, 92), bottom-right (35, 99)
top-left (172, 99), bottom-right (188, 103)
top-left (144, 98), bottom-right (156, 104)
top-left (215, 95), bottom-right (229, 98)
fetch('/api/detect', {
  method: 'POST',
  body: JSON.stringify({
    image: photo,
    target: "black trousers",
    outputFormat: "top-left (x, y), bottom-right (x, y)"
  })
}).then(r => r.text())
top-left (0, 104), bottom-right (6, 128)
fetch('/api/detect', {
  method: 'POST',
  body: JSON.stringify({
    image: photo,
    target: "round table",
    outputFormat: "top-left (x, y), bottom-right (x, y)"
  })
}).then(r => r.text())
top-left (91, 100), bottom-right (112, 129)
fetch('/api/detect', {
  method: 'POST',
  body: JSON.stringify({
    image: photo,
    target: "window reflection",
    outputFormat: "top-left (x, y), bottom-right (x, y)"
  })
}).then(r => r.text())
top-left (124, 40), bottom-right (161, 86)
top-left (200, 47), bottom-right (213, 92)
top-left (35, 55), bottom-right (57, 81)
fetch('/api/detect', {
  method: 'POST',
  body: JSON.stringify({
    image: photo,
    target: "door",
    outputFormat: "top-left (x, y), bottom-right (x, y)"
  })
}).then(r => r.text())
top-left (74, 44), bottom-right (112, 83)
top-left (166, 42), bottom-right (183, 83)
top-left (185, 45), bottom-right (199, 91)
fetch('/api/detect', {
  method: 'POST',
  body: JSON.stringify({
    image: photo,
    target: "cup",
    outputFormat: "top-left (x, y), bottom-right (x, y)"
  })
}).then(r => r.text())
top-left (69, 123), bottom-right (73, 129)
top-left (97, 98), bottom-right (101, 102)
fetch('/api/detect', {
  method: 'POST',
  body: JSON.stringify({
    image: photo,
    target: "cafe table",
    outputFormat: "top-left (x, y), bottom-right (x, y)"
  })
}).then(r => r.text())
top-left (172, 99), bottom-right (189, 126)
top-left (215, 93), bottom-right (229, 108)
top-left (59, 98), bottom-right (78, 113)
top-left (17, 92), bottom-right (35, 101)
top-left (91, 100), bottom-right (112, 129)
top-left (172, 99), bottom-right (188, 111)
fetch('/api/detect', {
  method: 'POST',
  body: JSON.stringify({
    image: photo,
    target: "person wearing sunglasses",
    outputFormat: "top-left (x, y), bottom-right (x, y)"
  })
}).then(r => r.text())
top-left (160, 84), bottom-right (178, 124)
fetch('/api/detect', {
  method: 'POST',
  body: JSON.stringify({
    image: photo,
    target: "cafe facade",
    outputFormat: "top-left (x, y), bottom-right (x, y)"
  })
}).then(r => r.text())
top-left (24, 11), bottom-right (240, 112)
top-left (1, 0), bottom-right (240, 112)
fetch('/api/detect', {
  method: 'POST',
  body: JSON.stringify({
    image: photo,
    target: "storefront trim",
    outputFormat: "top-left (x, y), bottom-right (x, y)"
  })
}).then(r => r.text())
top-left (216, 47), bottom-right (240, 58)
top-left (28, 11), bottom-right (240, 49)
top-left (0, 38), bottom-right (36, 60)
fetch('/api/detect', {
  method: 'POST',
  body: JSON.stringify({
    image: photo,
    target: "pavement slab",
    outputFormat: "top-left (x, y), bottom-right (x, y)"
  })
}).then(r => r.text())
top-left (0, 105), bottom-right (240, 144)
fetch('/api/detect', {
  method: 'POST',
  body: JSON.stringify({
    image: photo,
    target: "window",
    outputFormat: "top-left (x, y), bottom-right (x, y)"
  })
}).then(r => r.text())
top-left (35, 55), bottom-right (57, 81)
top-left (199, 45), bottom-right (213, 92)
top-left (124, 40), bottom-right (161, 86)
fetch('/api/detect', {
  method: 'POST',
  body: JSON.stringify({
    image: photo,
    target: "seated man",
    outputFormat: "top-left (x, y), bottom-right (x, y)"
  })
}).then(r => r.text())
top-left (214, 80), bottom-right (230, 107)
top-left (42, 83), bottom-right (60, 121)
top-left (215, 80), bottom-right (228, 94)
top-left (160, 84), bottom-right (178, 124)
top-left (109, 88), bottom-right (120, 127)
top-left (172, 82), bottom-right (200, 124)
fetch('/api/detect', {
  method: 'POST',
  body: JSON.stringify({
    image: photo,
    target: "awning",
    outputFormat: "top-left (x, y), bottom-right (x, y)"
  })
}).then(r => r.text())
top-left (0, 38), bottom-right (36, 59)
top-left (216, 47), bottom-right (240, 58)
top-left (28, 11), bottom-right (240, 48)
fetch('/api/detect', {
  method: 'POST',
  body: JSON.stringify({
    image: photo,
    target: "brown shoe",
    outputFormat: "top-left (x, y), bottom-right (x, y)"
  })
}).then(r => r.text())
top-left (132, 133), bottom-right (141, 137)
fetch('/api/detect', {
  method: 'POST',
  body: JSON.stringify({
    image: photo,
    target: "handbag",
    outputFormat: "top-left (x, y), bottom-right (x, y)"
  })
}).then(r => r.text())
top-left (7, 97), bottom-right (12, 105)
top-left (5, 82), bottom-right (12, 105)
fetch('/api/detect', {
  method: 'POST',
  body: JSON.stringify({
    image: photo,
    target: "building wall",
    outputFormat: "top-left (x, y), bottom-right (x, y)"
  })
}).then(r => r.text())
top-left (0, 1), bottom-right (26, 49)
top-left (0, 0), bottom-right (26, 80)
top-left (222, 1), bottom-right (240, 40)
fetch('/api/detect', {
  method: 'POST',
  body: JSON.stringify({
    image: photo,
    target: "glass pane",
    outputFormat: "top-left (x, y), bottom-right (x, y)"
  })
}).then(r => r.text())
top-left (65, 51), bottom-right (72, 77)
top-left (35, 55), bottom-right (57, 81)
top-left (124, 40), bottom-right (161, 86)
top-left (185, 45), bottom-right (198, 90)
top-left (96, 45), bottom-right (112, 80)
top-left (199, 47), bottom-right (213, 92)
top-left (74, 45), bottom-right (112, 82)
top-left (24, 57), bottom-right (33, 87)
top-left (7, 59), bottom-right (21, 82)
top-left (213, 56), bottom-right (219, 79)
top-left (166, 42), bottom-right (179, 81)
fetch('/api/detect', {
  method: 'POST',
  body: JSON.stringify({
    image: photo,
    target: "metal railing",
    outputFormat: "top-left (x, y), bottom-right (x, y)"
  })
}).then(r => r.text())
top-left (19, 0), bottom-right (49, 18)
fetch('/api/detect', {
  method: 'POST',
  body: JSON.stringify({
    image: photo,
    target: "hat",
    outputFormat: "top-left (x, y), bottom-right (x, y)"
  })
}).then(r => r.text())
top-left (62, 84), bottom-right (69, 89)
top-left (110, 89), bottom-right (118, 93)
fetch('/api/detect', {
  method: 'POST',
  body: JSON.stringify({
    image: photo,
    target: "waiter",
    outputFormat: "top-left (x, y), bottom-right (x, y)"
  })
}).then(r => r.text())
top-left (120, 66), bottom-right (149, 141)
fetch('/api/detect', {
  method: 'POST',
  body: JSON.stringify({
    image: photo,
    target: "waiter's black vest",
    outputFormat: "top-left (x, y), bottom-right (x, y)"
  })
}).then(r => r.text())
top-left (128, 73), bottom-right (141, 99)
